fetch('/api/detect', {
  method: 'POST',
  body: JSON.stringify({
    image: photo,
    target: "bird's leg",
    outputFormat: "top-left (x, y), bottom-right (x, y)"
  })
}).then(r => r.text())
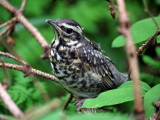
top-left (63, 93), bottom-right (73, 110)
top-left (74, 98), bottom-right (86, 112)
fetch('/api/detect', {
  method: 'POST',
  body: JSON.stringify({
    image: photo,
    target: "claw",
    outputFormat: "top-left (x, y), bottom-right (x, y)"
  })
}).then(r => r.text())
top-left (74, 99), bottom-right (86, 112)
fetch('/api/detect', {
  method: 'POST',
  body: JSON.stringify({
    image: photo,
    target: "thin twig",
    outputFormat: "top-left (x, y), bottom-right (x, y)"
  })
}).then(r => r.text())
top-left (136, 30), bottom-right (160, 56)
top-left (151, 98), bottom-right (160, 120)
top-left (0, 63), bottom-right (59, 83)
top-left (0, 20), bottom-right (16, 41)
top-left (17, 14), bottom-right (51, 58)
top-left (17, 14), bottom-right (49, 49)
top-left (30, 76), bottom-right (50, 102)
top-left (0, 51), bottom-right (27, 65)
top-left (0, 82), bottom-right (24, 118)
top-left (0, 0), bottom-right (50, 58)
top-left (0, 26), bottom-right (11, 37)
top-left (0, 17), bottom-right (17, 28)
top-left (128, 30), bottom-right (160, 78)
top-left (0, 114), bottom-right (14, 120)
top-left (0, 58), bottom-right (9, 89)
top-left (0, 51), bottom-right (54, 78)
top-left (20, 0), bottom-right (26, 12)
top-left (143, 0), bottom-right (160, 30)
top-left (117, 0), bottom-right (144, 120)
top-left (7, 21), bottom-right (16, 45)
top-left (0, 0), bottom-right (17, 14)
top-left (106, 0), bottom-right (116, 19)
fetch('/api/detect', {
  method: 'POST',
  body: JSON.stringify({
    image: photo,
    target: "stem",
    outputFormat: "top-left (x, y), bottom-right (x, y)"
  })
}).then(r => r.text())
top-left (0, 83), bottom-right (24, 118)
top-left (117, 0), bottom-right (144, 119)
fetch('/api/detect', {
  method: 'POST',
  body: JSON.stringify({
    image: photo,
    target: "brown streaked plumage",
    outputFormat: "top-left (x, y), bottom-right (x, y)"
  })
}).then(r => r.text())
top-left (47, 18), bottom-right (128, 111)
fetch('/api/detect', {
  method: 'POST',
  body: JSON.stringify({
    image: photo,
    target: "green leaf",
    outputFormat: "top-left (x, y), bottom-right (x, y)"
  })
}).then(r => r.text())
top-left (155, 0), bottom-right (160, 4)
top-left (68, 113), bottom-right (129, 120)
top-left (142, 55), bottom-right (160, 71)
top-left (112, 16), bottom-right (160, 48)
top-left (40, 110), bottom-right (130, 120)
top-left (144, 84), bottom-right (160, 119)
top-left (82, 81), bottom-right (150, 108)
top-left (8, 85), bottom-right (28, 105)
top-left (14, 72), bottom-right (30, 87)
top-left (141, 73), bottom-right (160, 85)
top-left (156, 46), bottom-right (160, 57)
top-left (118, 81), bottom-right (151, 91)
top-left (39, 110), bottom-right (61, 120)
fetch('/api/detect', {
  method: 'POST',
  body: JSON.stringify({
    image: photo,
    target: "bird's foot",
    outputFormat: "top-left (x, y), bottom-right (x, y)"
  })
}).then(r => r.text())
top-left (74, 99), bottom-right (86, 112)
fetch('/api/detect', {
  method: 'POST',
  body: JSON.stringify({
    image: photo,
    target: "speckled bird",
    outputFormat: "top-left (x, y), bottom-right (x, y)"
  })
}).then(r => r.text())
top-left (47, 18), bottom-right (128, 110)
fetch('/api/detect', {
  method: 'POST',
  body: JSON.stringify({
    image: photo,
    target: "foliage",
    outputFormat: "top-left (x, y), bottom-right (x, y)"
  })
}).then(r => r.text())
top-left (112, 16), bottom-right (160, 48)
top-left (40, 109), bottom-right (130, 120)
top-left (82, 81), bottom-right (150, 108)
top-left (144, 84), bottom-right (160, 119)
top-left (0, 0), bottom-right (160, 120)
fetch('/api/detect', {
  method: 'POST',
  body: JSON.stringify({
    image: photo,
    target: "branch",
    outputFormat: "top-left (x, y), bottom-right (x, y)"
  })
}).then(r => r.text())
top-left (0, 51), bottom-right (58, 83)
top-left (0, 114), bottom-right (14, 120)
top-left (20, 0), bottom-right (26, 12)
top-left (0, 17), bottom-right (17, 28)
top-left (0, 51), bottom-right (27, 65)
top-left (136, 30), bottom-right (160, 56)
top-left (0, 0), bottom-right (17, 13)
top-left (0, 0), bottom-right (50, 58)
top-left (0, 25), bottom-right (11, 37)
top-left (0, 82), bottom-right (24, 118)
top-left (143, 0), bottom-right (160, 30)
top-left (0, 58), bottom-right (9, 89)
top-left (0, 63), bottom-right (59, 83)
top-left (17, 14), bottom-right (50, 53)
top-left (117, 0), bottom-right (145, 120)
top-left (106, 0), bottom-right (116, 19)
top-left (151, 98), bottom-right (160, 120)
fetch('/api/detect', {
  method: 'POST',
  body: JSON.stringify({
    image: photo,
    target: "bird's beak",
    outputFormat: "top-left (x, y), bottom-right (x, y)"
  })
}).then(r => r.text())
top-left (46, 19), bottom-right (60, 31)
top-left (46, 19), bottom-right (61, 37)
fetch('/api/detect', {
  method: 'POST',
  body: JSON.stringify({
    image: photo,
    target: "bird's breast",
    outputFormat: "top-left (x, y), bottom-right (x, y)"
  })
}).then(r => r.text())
top-left (50, 44), bottom-right (80, 77)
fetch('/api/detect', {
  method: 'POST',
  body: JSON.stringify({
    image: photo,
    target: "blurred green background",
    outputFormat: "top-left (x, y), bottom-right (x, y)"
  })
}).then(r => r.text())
top-left (0, 0), bottom-right (160, 119)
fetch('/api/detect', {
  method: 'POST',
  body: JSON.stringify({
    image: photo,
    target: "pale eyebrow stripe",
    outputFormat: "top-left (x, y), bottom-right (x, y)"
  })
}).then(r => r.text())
top-left (61, 23), bottom-right (82, 34)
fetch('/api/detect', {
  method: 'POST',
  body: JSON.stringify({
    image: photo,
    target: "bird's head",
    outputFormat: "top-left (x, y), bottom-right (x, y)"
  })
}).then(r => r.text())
top-left (46, 18), bottom-right (83, 46)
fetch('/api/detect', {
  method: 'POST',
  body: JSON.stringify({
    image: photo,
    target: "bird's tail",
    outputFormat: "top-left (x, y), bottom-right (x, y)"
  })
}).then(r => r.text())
top-left (114, 72), bottom-right (129, 87)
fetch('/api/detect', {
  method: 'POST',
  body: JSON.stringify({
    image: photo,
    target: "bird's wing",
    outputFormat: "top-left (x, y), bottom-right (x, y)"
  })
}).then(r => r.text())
top-left (77, 45), bottom-right (116, 90)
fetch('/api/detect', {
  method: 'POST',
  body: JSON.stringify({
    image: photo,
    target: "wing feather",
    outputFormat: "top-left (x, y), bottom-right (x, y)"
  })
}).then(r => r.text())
top-left (77, 45), bottom-right (116, 90)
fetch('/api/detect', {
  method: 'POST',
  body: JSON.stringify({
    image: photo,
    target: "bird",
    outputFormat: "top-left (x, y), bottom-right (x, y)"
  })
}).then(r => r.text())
top-left (46, 18), bottom-right (128, 111)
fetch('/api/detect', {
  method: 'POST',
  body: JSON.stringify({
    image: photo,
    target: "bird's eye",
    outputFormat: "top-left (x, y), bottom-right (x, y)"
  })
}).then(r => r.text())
top-left (66, 28), bottom-right (73, 34)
